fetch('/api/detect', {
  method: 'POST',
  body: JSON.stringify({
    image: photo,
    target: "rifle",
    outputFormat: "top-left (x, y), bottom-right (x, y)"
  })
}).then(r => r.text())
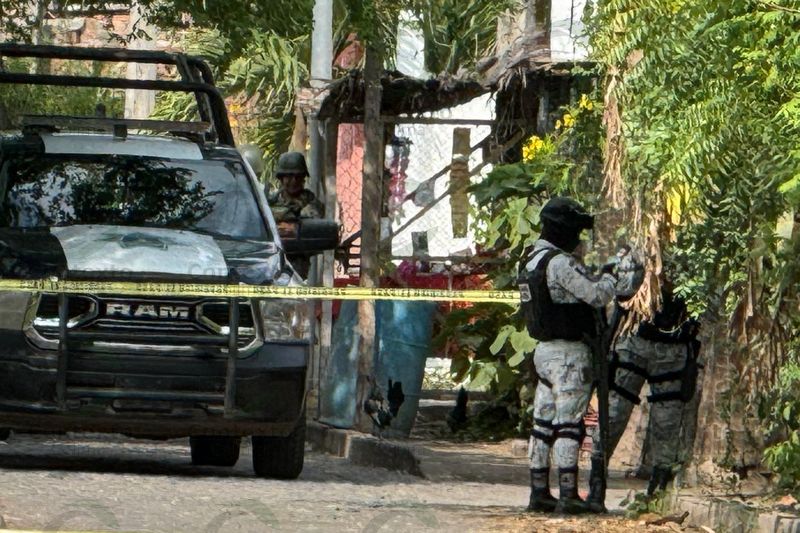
top-left (588, 302), bottom-right (623, 507)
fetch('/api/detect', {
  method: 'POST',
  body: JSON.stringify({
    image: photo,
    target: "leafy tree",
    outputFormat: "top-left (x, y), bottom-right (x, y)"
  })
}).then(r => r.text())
top-left (587, 0), bottom-right (800, 484)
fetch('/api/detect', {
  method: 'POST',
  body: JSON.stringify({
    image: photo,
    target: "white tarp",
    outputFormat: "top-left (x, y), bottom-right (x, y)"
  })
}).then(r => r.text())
top-left (550, 0), bottom-right (590, 61)
top-left (393, 14), bottom-right (494, 258)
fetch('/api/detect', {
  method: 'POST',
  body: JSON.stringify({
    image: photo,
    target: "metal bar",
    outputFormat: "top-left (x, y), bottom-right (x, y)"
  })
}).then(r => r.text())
top-left (386, 255), bottom-right (505, 264)
top-left (186, 57), bottom-right (217, 86)
top-left (66, 388), bottom-right (224, 403)
top-left (224, 298), bottom-right (239, 415)
top-left (382, 116), bottom-right (498, 126)
top-left (56, 293), bottom-right (69, 409)
top-left (0, 72), bottom-right (235, 146)
top-left (0, 44), bottom-right (191, 72)
top-left (176, 55), bottom-right (213, 127)
top-left (0, 44), bottom-right (221, 126)
top-left (22, 115), bottom-right (211, 134)
top-left (66, 331), bottom-right (229, 346)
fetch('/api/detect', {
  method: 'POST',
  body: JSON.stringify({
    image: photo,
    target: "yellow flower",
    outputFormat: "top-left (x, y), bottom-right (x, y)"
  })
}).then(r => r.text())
top-left (522, 135), bottom-right (546, 162)
top-left (562, 113), bottom-right (575, 128)
top-left (579, 94), bottom-right (594, 111)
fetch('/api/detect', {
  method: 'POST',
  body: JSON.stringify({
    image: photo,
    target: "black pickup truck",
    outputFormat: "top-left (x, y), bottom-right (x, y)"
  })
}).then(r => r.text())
top-left (0, 44), bottom-right (337, 478)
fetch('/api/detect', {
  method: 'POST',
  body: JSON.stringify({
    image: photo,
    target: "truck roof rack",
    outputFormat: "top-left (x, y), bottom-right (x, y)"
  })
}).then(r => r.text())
top-left (0, 44), bottom-right (234, 146)
top-left (21, 115), bottom-right (212, 141)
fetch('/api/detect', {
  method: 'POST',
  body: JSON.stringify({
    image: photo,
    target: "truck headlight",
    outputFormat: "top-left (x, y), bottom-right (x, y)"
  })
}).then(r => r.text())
top-left (258, 299), bottom-right (312, 342)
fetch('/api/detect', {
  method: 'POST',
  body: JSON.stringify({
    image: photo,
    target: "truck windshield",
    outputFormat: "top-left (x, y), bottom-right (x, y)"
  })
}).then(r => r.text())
top-left (0, 154), bottom-right (268, 241)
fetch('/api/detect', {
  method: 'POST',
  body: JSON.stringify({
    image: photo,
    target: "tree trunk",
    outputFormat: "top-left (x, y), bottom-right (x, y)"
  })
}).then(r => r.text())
top-left (685, 325), bottom-right (765, 487)
top-left (354, 43), bottom-right (384, 433)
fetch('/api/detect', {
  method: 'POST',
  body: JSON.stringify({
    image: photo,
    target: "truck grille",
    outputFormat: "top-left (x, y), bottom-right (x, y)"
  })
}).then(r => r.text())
top-left (32, 294), bottom-right (257, 348)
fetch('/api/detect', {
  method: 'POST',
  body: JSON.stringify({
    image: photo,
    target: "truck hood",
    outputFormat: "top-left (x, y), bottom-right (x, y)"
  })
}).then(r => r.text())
top-left (0, 225), bottom-right (289, 285)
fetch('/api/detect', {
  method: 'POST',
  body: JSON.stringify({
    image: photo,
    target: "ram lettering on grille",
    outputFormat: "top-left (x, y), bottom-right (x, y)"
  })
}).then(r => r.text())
top-left (105, 303), bottom-right (192, 320)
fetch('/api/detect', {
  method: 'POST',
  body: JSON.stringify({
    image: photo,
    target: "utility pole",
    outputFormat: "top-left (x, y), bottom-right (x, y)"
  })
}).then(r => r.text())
top-left (124, 1), bottom-right (157, 119)
top-left (354, 42), bottom-right (384, 432)
top-left (29, 0), bottom-right (49, 74)
top-left (307, 0), bottom-right (333, 418)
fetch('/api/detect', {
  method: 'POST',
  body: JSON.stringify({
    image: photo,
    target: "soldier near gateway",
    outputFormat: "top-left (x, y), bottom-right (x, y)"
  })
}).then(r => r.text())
top-left (268, 151), bottom-right (324, 278)
top-left (518, 197), bottom-right (643, 515)
top-left (268, 151), bottom-right (324, 224)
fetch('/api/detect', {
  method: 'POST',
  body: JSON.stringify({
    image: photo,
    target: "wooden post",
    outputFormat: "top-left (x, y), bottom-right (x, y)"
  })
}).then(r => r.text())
top-left (449, 128), bottom-right (471, 238)
top-left (354, 44), bottom-right (384, 433)
top-left (530, 0), bottom-right (552, 61)
top-left (317, 119), bottom-right (338, 418)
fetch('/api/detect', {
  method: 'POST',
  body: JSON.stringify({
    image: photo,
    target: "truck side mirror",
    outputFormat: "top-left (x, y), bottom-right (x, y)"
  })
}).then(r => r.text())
top-left (280, 219), bottom-right (340, 254)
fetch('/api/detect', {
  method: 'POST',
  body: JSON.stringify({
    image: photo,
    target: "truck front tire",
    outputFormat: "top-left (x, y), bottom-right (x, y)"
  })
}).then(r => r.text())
top-left (252, 416), bottom-right (305, 479)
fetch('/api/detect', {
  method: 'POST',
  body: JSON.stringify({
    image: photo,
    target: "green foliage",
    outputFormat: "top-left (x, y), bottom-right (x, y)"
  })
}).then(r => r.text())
top-left (589, 0), bottom-right (800, 318)
top-left (151, 29), bottom-right (232, 124)
top-left (408, 0), bottom-right (519, 74)
top-left (762, 359), bottom-right (800, 494)
top-left (0, 58), bottom-right (124, 127)
top-left (622, 492), bottom-right (669, 519)
top-left (589, 0), bottom-right (800, 482)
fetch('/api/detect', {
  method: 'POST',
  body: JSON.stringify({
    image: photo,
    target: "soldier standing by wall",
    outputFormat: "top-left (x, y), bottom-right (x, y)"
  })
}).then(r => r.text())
top-left (586, 282), bottom-right (701, 509)
top-left (519, 197), bottom-right (643, 515)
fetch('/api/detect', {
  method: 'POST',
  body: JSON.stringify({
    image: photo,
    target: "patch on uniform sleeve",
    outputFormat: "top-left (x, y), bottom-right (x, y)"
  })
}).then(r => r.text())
top-left (519, 282), bottom-right (532, 302)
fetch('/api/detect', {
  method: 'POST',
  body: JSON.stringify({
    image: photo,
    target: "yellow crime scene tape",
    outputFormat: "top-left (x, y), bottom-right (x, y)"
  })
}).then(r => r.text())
top-left (0, 279), bottom-right (520, 304)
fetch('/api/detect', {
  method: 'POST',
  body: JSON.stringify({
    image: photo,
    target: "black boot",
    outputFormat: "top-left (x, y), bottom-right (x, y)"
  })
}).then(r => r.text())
top-left (646, 466), bottom-right (673, 496)
top-left (554, 467), bottom-right (589, 515)
top-left (585, 456), bottom-right (608, 513)
top-left (527, 467), bottom-right (558, 512)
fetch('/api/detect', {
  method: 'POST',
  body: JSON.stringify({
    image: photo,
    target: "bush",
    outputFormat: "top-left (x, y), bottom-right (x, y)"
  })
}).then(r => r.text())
top-left (762, 360), bottom-right (800, 495)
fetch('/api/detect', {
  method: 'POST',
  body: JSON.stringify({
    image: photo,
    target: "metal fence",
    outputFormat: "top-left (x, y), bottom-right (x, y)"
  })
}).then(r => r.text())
top-left (332, 106), bottom-right (514, 281)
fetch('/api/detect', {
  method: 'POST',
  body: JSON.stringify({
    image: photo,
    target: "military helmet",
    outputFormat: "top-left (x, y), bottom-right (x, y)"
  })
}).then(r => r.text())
top-left (540, 196), bottom-right (594, 230)
top-left (275, 151), bottom-right (309, 177)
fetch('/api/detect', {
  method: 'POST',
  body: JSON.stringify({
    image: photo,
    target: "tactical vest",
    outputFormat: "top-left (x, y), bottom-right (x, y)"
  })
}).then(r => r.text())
top-left (517, 248), bottom-right (597, 342)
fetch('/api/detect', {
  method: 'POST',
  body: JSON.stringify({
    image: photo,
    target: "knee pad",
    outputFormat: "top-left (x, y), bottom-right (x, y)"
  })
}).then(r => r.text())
top-left (552, 420), bottom-right (586, 442)
top-left (531, 418), bottom-right (555, 445)
top-left (609, 350), bottom-right (647, 405)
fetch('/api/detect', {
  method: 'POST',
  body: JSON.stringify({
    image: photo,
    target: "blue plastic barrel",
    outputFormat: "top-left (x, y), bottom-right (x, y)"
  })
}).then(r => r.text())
top-left (373, 300), bottom-right (436, 437)
top-left (319, 299), bottom-right (436, 437)
top-left (318, 300), bottom-right (359, 428)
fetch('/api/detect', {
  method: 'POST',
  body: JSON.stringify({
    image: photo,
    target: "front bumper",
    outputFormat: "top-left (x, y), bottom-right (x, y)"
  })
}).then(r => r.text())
top-left (0, 330), bottom-right (308, 438)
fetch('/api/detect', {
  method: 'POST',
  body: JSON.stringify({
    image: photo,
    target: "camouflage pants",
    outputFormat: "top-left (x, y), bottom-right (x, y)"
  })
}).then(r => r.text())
top-left (529, 339), bottom-right (593, 470)
top-left (592, 335), bottom-right (687, 468)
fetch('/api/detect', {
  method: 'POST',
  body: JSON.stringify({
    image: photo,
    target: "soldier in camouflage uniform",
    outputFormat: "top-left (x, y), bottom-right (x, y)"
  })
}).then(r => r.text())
top-left (268, 152), bottom-right (324, 278)
top-left (587, 285), bottom-right (701, 509)
top-left (519, 197), bottom-right (643, 515)
top-left (268, 152), bottom-right (324, 223)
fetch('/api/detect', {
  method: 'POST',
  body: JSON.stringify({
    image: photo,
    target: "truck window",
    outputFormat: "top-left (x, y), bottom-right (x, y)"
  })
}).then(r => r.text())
top-left (0, 154), bottom-right (269, 241)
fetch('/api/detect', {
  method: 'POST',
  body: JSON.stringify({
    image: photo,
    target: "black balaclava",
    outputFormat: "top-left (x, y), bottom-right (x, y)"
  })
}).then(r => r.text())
top-left (539, 197), bottom-right (594, 253)
top-left (540, 222), bottom-right (582, 253)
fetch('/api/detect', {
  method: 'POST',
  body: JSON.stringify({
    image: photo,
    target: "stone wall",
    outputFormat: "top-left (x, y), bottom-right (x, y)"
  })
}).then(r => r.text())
top-left (43, 13), bottom-right (172, 52)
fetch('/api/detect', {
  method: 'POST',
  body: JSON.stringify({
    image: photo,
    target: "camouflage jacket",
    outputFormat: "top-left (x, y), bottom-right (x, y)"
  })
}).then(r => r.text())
top-left (268, 188), bottom-right (324, 222)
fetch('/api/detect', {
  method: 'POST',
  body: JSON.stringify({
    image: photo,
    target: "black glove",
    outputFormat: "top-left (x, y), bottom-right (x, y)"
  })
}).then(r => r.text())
top-left (600, 262), bottom-right (617, 276)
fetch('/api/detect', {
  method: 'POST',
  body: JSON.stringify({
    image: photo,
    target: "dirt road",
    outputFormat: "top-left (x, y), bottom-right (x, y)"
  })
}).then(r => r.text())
top-left (0, 433), bottom-right (686, 532)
